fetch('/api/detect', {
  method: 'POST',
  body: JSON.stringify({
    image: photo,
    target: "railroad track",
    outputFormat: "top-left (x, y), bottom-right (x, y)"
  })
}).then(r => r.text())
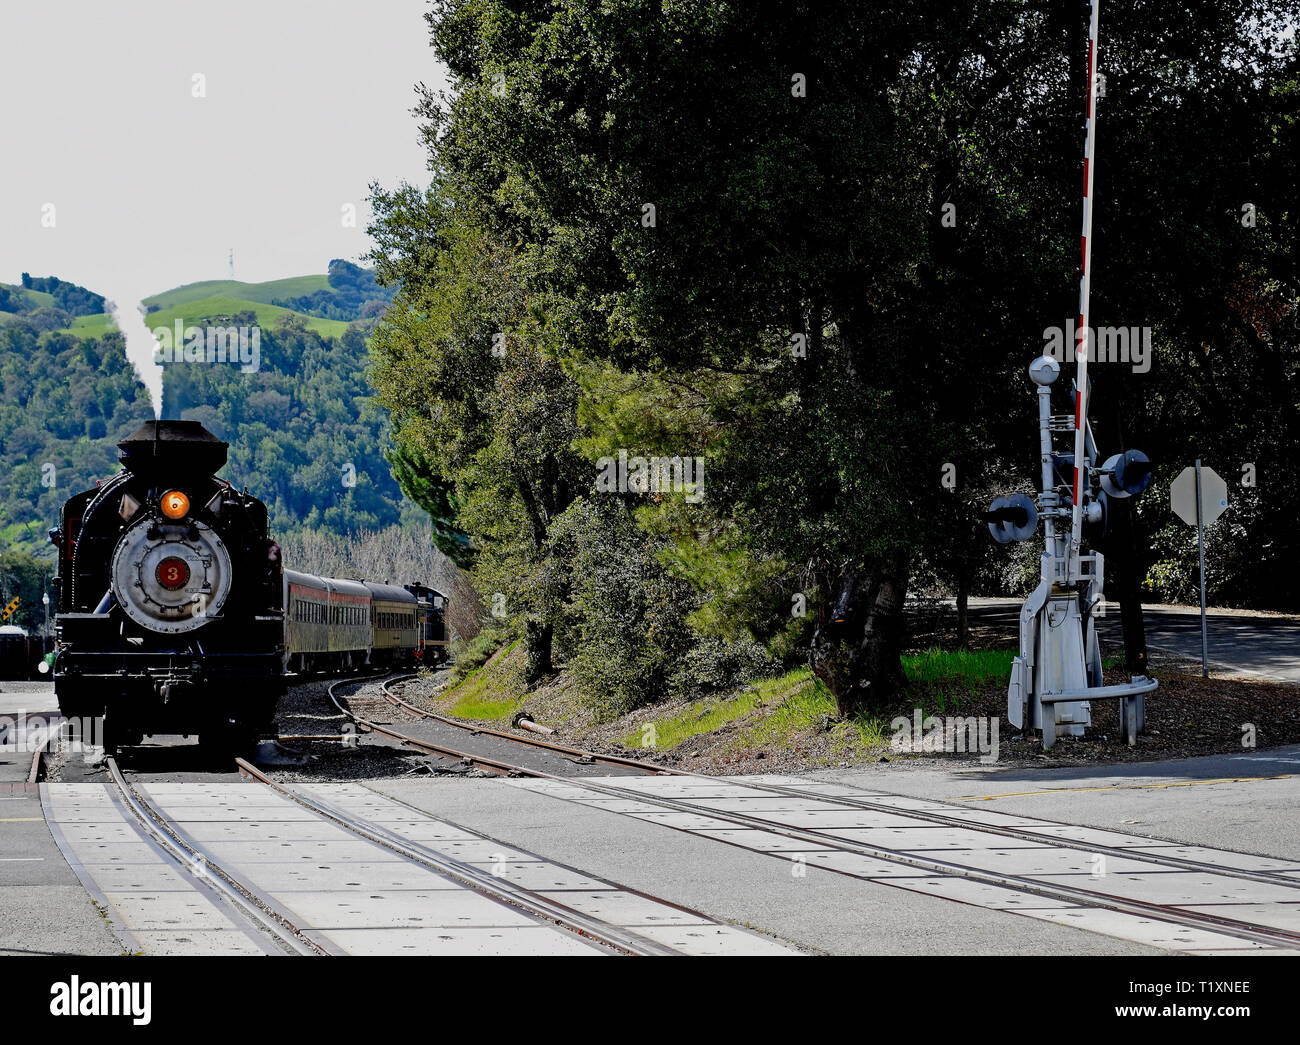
top-left (233, 758), bottom-right (683, 956)
top-left (381, 674), bottom-right (679, 774)
top-left (98, 740), bottom-right (759, 955)
top-left (104, 756), bottom-right (327, 955)
top-left (328, 674), bottom-right (1300, 953)
top-left (331, 673), bottom-right (675, 776)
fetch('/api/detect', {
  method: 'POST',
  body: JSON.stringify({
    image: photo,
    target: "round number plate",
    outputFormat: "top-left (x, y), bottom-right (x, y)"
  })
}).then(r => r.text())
top-left (156, 556), bottom-right (190, 590)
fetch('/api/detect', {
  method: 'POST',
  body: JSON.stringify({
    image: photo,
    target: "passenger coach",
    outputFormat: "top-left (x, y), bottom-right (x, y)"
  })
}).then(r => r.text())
top-left (365, 581), bottom-right (418, 669)
top-left (283, 571), bottom-right (371, 673)
top-left (283, 572), bottom-right (447, 673)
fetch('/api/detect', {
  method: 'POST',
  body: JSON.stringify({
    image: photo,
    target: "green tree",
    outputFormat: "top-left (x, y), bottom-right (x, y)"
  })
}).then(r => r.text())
top-left (367, 199), bottom-right (586, 680)
top-left (372, 0), bottom-right (1299, 716)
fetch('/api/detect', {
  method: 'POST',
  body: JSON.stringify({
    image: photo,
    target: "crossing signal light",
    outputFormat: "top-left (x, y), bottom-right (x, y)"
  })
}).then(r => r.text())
top-left (1100, 450), bottom-right (1152, 499)
top-left (986, 493), bottom-right (1038, 543)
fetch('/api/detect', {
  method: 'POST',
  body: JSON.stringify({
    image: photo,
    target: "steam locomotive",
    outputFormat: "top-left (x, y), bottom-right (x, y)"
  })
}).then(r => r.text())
top-left (52, 420), bottom-right (448, 753)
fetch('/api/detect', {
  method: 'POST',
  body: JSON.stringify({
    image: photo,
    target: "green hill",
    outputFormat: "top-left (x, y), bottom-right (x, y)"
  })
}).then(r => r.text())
top-left (0, 283), bottom-right (57, 310)
top-left (68, 313), bottom-right (118, 338)
top-left (139, 263), bottom-right (392, 338)
top-left (0, 263), bottom-right (409, 575)
top-left (145, 295), bottom-right (349, 340)
top-left (143, 274), bottom-right (331, 310)
top-left (0, 279), bottom-right (114, 340)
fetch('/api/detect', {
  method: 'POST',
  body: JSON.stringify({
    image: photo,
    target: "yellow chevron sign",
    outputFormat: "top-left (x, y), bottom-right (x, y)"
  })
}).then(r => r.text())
top-left (0, 597), bottom-right (18, 622)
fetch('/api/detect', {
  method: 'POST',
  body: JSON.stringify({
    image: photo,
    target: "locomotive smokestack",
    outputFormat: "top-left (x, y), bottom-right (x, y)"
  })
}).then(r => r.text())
top-left (118, 420), bottom-right (228, 478)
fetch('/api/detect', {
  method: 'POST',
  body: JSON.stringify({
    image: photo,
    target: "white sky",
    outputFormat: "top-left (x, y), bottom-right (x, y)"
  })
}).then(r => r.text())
top-left (0, 0), bottom-right (441, 306)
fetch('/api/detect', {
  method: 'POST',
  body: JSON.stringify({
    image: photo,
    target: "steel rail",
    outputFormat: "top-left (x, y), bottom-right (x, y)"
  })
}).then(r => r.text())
top-left (106, 757), bottom-right (328, 955)
top-left (327, 680), bottom-right (1300, 951)
top-left (379, 674), bottom-right (678, 774)
top-left (705, 776), bottom-right (1300, 891)
top-left (328, 678), bottom-right (530, 775)
top-left (234, 756), bottom-right (676, 956)
top-left (372, 676), bottom-right (1300, 890)
top-left (540, 773), bottom-right (1300, 952)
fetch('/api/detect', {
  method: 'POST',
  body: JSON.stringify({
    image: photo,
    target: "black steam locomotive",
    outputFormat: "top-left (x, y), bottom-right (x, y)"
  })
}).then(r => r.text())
top-left (52, 421), bottom-right (285, 752)
top-left (51, 420), bottom-right (451, 756)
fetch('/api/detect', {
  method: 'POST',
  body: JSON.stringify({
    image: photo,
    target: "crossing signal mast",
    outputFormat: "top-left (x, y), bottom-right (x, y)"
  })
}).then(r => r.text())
top-left (986, 0), bottom-right (1156, 749)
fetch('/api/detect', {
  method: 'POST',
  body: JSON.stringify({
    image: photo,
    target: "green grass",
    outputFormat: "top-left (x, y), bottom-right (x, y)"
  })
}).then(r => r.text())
top-left (143, 275), bottom-right (330, 310)
top-left (3, 276), bottom-right (344, 340)
top-left (67, 313), bottom-right (118, 338)
top-left (438, 639), bottom-right (525, 720)
top-left (0, 520), bottom-right (47, 542)
top-left (619, 647), bottom-right (1020, 761)
top-left (0, 283), bottom-right (56, 309)
top-left (449, 631), bottom-right (513, 683)
top-left (145, 296), bottom-right (348, 340)
top-left (0, 309), bottom-right (117, 338)
top-left (900, 647), bottom-right (1016, 715)
top-left (728, 672), bottom-right (865, 752)
top-left (619, 669), bottom-right (822, 751)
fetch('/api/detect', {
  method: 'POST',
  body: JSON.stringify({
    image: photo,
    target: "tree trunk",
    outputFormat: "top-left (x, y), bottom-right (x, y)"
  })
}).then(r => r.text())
top-left (516, 472), bottom-right (558, 684)
top-left (955, 572), bottom-right (970, 650)
top-left (524, 616), bottom-right (553, 684)
top-left (1103, 496), bottom-right (1150, 676)
top-left (808, 550), bottom-right (910, 717)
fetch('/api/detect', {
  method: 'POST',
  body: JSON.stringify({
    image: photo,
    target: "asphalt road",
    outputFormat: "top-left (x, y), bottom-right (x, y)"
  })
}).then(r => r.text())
top-left (967, 597), bottom-right (1300, 682)
top-left (0, 684), bottom-right (121, 956)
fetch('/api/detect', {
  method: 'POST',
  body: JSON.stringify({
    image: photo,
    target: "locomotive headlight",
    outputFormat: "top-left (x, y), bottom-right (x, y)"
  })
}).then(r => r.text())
top-left (160, 490), bottom-right (190, 519)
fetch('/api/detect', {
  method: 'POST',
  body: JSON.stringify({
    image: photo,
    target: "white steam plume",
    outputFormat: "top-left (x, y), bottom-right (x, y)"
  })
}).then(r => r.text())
top-left (103, 284), bottom-right (163, 417)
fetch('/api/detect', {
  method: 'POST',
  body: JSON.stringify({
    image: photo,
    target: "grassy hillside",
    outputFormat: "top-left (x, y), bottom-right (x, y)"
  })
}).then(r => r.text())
top-left (0, 280), bottom-right (115, 340)
top-left (139, 264), bottom-right (390, 340)
top-left (3, 265), bottom-right (389, 341)
top-left (142, 274), bottom-right (331, 310)
top-left (0, 283), bottom-right (57, 310)
top-left (145, 295), bottom-right (348, 340)
top-left (0, 262), bottom-right (404, 564)
top-left (68, 313), bottom-right (118, 338)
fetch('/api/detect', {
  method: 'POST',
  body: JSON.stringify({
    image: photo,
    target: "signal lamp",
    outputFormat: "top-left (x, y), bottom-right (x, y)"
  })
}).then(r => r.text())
top-left (160, 490), bottom-right (190, 519)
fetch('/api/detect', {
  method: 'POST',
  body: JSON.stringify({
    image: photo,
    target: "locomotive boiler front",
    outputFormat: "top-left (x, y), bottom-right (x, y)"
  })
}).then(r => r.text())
top-left (110, 502), bottom-right (233, 632)
top-left (53, 419), bottom-right (285, 752)
top-left (108, 421), bottom-right (236, 634)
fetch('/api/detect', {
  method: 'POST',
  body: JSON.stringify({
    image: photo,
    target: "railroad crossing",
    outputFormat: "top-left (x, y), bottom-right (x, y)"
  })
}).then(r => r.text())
top-left (5, 674), bottom-right (1300, 957)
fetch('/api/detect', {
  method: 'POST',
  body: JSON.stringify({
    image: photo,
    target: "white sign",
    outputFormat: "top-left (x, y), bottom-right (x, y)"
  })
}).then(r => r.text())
top-left (1171, 465), bottom-right (1227, 526)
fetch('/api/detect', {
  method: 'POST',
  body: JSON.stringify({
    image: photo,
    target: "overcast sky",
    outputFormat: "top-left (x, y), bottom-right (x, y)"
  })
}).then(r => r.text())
top-left (0, 0), bottom-right (441, 304)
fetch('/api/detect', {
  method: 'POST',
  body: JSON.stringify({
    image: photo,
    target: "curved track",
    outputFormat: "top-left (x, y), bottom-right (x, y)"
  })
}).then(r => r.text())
top-left (105, 757), bottom-right (326, 955)
top-left (328, 674), bottom-right (1300, 953)
top-left (377, 674), bottom-right (679, 774)
top-left (234, 758), bottom-right (682, 956)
